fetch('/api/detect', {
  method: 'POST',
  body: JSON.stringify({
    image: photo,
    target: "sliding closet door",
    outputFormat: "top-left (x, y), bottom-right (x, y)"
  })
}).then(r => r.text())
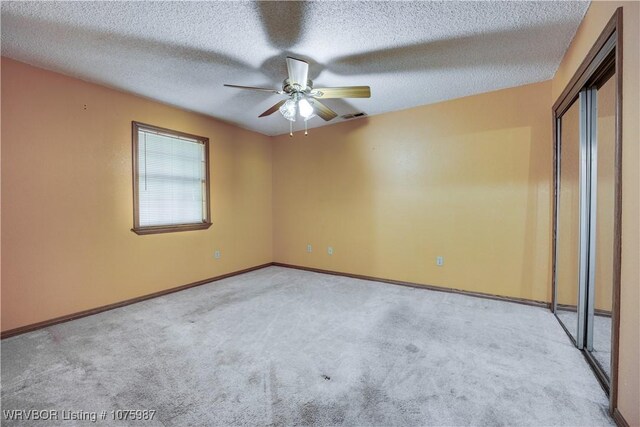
top-left (554, 98), bottom-right (583, 344)
top-left (552, 10), bottom-right (621, 405)
top-left (586, 71), bottom-right (617, 380)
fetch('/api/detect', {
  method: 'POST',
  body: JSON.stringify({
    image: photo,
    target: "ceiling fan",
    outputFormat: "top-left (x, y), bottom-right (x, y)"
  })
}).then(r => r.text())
top-left (224, 56), bottom-right (371, 136)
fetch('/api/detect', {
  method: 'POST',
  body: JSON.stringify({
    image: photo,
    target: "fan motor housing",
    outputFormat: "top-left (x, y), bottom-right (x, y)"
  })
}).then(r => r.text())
top-left (283, 78), bottom-right (313, 94)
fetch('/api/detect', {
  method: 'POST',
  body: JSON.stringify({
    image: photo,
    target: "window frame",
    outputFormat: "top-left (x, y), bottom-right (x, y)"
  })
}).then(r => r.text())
top-left (131, 121), bottom-right (212, 235)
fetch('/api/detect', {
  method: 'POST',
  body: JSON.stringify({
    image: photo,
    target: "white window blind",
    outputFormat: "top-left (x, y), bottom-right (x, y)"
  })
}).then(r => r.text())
top-left (137, 129), bottom-right (206, 227)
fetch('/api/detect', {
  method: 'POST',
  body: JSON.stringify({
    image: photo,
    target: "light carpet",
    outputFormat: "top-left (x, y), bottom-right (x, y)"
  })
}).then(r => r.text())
top-left (1, 266), bottom-right (613, 426)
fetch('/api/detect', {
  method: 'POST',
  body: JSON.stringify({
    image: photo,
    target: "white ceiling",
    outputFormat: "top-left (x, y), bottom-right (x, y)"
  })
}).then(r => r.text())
top-left (1, 1), bottom-right (589, 136)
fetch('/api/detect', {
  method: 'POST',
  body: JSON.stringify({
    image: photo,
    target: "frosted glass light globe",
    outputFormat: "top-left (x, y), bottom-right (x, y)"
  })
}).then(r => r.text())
top-left (279, 99), bottom-right (297, 121)
top-left (298, 98), bottom-right (314, 119)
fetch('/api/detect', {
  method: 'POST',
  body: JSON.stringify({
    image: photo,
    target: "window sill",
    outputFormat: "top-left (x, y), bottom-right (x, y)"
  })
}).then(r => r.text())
top-left (131, 222), bottom-right (212, 235)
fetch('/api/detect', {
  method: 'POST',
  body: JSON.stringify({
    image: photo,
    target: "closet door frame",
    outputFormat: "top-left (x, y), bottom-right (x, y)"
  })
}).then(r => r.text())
top-left (551, 7), bottom-right (623, 414)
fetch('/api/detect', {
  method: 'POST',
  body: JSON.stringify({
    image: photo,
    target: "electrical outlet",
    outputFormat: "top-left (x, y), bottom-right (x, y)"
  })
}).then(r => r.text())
top-left (214, 250), bottom-right (221, 259)
top-left (307, 244), bottom-right (313, 253)
top-left (328, 246), bottom-right (334, 256)
top-left (436, 256), bottom-right (444, 266)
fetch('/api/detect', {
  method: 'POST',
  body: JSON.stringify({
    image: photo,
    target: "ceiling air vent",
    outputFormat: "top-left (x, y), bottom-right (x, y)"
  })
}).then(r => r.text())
top-left (341, 112), bottom-right (367, 120)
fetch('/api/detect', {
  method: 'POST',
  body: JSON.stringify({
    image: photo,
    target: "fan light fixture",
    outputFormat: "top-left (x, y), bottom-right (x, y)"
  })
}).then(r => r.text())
top-left (224, 56), bottom-right (371, 137)
top-left (278, 94), bottom-right (316, 136)
top-left (278, 95), bottom-right (316, 122)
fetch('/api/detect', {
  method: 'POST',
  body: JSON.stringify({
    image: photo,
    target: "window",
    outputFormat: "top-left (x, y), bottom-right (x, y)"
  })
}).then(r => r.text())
top-left (132, 121), bottom-right (211, 235)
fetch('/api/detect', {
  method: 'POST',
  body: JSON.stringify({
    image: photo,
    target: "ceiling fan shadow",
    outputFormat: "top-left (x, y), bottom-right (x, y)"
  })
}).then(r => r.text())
top-left (1, 13), bottom-right (256, 89)
top-left (326, 21), bottom-right (572, 76)
top-left (257, 1), bottom-right (308, 50)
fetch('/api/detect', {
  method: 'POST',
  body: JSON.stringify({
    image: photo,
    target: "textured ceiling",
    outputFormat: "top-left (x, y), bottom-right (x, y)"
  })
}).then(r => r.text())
top-left (1, 1), bottom-right (589, 136)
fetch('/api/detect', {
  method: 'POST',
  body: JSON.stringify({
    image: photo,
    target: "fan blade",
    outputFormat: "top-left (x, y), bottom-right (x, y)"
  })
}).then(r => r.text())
top-left (259, 100), bottom-right (287, 117)
top-left (286, 57), bottom-right (309, 90)
top-left (224, 84), bottom-right (281, 94)
top-left (312, 86), bottom-right (371, 99)
top-left (311, 99), bottom-right (338, 121)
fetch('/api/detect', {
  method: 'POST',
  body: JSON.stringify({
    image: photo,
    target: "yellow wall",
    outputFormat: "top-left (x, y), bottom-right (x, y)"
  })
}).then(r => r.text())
top-left (552, 2), bottom-right (639, 424)
top-left (272, 81), bottom-right (553, 303)
top-left (1, 57), bottom-right (273, 332)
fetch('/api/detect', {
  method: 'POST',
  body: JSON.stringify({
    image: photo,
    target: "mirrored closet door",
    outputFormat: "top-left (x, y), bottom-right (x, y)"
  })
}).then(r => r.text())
top-left (585, 70), bottom-right (616, 381)
top-left (552, 17), bottom-right (621, 398)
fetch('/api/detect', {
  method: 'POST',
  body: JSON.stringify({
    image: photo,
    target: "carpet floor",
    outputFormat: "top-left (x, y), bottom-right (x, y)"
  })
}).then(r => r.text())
top-left (1, 266), bottom-right (613, 426)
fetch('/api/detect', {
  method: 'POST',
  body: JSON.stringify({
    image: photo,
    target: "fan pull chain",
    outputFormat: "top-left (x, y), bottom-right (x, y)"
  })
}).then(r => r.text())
top-left (289, 121), bottom-right (293, 137)
top-left (304, 120), bottom-right (308, 136)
